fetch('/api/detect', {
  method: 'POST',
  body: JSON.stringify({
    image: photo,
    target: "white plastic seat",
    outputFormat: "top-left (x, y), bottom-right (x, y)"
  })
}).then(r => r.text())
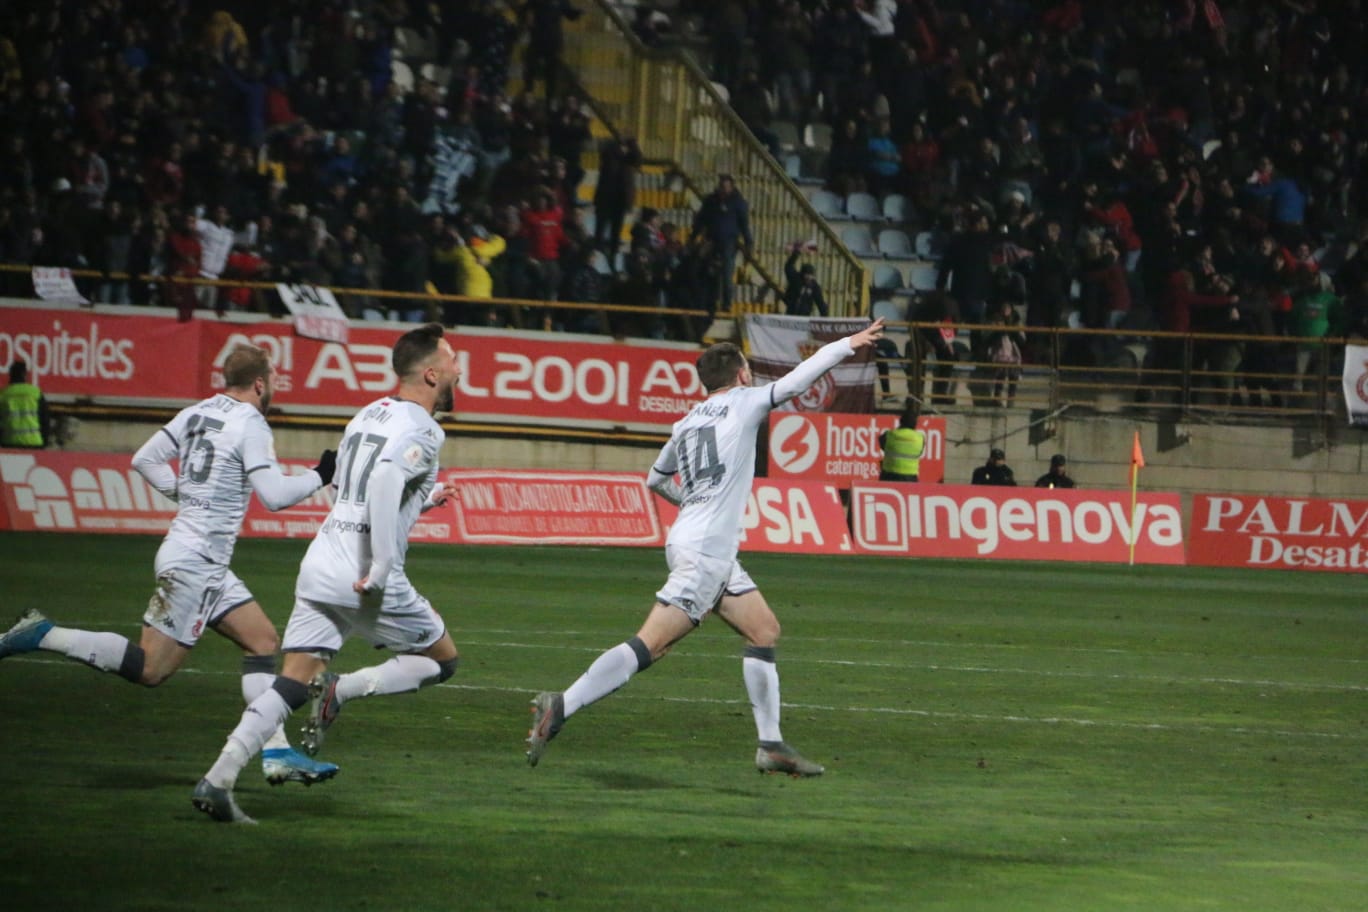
top-left (846, 191), bottom-right (881, 221)
top-left (871, 263), bottom-right (904, 291)
top-left (878, 228), bottom-right (915, 259)
top-left (809, 189), bottom-right (845, 220)
top-left (882, 193), bottom-right (912, 223)
top-left (840, 224), bottom-right (878, 257)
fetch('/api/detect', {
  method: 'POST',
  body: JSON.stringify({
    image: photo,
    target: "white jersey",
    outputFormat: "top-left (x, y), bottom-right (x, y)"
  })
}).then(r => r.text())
top-left (653, 337), bottom-right (856, 562)
top-left (157, 394), bottom-right (280, 565)
top-left (296, 397), bottom-right (442, 607)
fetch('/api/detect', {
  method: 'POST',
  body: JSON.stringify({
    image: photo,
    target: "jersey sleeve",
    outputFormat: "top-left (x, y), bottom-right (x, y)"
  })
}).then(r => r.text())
top-left (240, 413), bottom-right (279, 474)
top-left (131, 425), bottom-right (182, 500)
top-left (379, 422), bottom-right (441, 481)
top-left (243, 413), bottom-right (321, 510)
top-left (767, 337), bottom-right (856, 408)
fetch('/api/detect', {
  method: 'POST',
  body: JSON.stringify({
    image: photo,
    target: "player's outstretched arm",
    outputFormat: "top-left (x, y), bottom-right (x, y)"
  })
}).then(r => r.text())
top-left (770, 317), bottom-right (886, 406)
top-left (249, 449), bottom-right (334, 511)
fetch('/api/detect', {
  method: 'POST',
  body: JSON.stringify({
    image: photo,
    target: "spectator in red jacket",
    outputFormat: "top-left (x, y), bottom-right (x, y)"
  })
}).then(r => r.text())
top-left (519, 188), bottom-right (567, 322)
top-left (166, 211), bottom-right (203, 322)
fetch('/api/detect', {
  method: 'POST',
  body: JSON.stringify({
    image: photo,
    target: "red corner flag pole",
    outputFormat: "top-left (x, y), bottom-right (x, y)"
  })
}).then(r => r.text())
top-left (1128, 430), bottom-right (1146, 566)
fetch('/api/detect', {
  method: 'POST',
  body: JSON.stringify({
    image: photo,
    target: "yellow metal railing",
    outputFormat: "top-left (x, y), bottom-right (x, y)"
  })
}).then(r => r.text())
top-left (2, 264), bottom-right (1346, 430)
top-left (560, 1), bottom-right (869, 319)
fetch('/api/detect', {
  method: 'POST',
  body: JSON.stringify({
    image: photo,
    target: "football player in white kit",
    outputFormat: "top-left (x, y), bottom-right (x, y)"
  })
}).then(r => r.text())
top-left (192, 323), bottom-right (462, 823)
top-left (526, 318), bottom-right (886, 775)
top-left (0, 343), bottom-right (340, 785)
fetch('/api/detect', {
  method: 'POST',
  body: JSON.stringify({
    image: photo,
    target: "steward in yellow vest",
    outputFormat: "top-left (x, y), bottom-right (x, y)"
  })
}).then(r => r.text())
top-left (879, 404), bottom-right (924, 482)
top-left (0, 361), bottom-right (48, 448)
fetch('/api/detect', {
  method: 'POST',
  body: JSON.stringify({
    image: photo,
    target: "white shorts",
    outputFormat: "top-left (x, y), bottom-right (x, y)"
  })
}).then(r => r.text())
top-left (282, 590), bottom-right (446, 655)
top-left (654, 545), bottom-right (757, 624)
top-left (144, 556), bottom-right (254, 647)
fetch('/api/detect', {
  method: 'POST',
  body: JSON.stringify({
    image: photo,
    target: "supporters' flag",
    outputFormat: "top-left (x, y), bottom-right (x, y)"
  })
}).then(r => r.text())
top-left (1131, 431), bottom-right (1145, 469)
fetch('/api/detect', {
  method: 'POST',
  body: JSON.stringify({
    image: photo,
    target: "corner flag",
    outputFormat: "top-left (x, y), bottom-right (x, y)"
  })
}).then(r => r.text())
top-left (1128, 431), bottom-right (1144, 566)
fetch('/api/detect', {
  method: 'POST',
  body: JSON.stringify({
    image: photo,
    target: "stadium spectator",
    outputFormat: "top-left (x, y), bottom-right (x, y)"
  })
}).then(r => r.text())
top-left (592, 133), bottom-right (642, 261)
top-left (692, 174), bottom-right (753, 318)
top-left (782, 241), bottom-right (827, 317)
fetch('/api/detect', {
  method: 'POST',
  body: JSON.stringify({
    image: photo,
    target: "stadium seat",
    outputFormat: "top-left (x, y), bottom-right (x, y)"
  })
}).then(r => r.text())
top-left (839, 224), bottom-right (878, 257)
top-left (421, 63), bottom-right (452, 88)
top-left (907, 261), bottom-right (939, 291)
top-left (803, 122), bottom-right (833, 152)
top-left (882, 193), bottom-right (912, 223)
top-left (590, 250), bottom-right (612, 275)
top-left (772, 120), bottom-right (800, 153)
top-left (872, 263), bottom-right (904, 291)
top-left (872, 298), bottom-right (905, 323)
top-left (878, 228), bottom-right (914, 259)
top-left (846, 191), bottom-right (881, 221)
top-left (784, 153), bottom-right (803, 181)
top-left (809, 189), bottom-right (845, 220)
top-left (913, 230), bottom-right (944, 260)
top-left (391, 60), bottom-right (415, 94)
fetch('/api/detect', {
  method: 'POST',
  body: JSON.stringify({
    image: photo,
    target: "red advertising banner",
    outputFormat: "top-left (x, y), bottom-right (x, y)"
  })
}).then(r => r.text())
top-left (445, 470), bottom-right (664, 546)
top-left (767, 413), bottom-right (946, 486)
top-left (0, 449), bottom-right (339, 538)
top-left (0, 305), bottom-right (702, 430)
top-left (654, 479), bottom-right (854, 555)
top-left (1189, 494), bottom-right (1368, 573)
top-left (0, 452), bottom-right (849, 557)
top-left (849, 482), bottom-right (1186, 564)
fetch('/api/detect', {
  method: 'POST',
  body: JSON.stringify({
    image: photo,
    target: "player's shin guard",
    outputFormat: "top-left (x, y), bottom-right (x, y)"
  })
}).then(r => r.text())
top-left (241, 654), bottom-right (291, 751)
top-left (205, 676), bottom-right (309, 789)
top-left (37, 627), bottom-right (145, 683)
top-left (743, 646), bottom-right (782, 744)
top-left (562, 636), bottom-right (652, 717)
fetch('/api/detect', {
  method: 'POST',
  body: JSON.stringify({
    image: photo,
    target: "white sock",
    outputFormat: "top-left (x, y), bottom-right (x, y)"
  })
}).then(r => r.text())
top-left (563, 642), bottom-right (642, 717)
top-left (240, 666), bottom-right (291, 751)
top-left (334, 655), bottom-right (440, 703)
top-left (205, 689), bottom-right (293, 789)
top-left (743, 655), bottom-right (783, 743)
top-left (39, 627), bottom-right (131, 673)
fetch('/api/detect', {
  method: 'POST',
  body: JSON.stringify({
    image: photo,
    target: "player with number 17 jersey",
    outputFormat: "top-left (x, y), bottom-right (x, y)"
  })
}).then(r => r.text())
top-left (295, 397), bottom-right (442, 609)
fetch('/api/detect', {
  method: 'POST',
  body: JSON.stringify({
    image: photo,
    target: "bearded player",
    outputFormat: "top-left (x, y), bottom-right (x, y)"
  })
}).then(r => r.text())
top-left (192, 323), bottom-right (463, 823)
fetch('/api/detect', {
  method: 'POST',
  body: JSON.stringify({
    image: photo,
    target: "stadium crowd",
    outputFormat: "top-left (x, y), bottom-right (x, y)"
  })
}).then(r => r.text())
top-left (3, 0), bottom-right (1368, 383)
top-left (665, 0), bottom-right (1368, 396)
top-left (0, 0), bottom-right (705, 338)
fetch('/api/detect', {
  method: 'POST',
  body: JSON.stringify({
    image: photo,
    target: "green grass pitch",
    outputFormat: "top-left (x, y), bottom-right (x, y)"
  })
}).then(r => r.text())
top-left (0, 532), bottom-right (1364, 911)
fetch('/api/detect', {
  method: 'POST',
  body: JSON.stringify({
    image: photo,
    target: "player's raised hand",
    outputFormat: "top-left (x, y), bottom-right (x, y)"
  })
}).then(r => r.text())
top-left (848, 318), bottom-right (886, 351)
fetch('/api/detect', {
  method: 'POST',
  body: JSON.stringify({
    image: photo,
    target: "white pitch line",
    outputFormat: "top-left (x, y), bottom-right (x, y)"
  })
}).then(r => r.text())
top-left (455, 639), bottom-right (1368, 694)
top-left (2, 656), bottom-right (1361, 743)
